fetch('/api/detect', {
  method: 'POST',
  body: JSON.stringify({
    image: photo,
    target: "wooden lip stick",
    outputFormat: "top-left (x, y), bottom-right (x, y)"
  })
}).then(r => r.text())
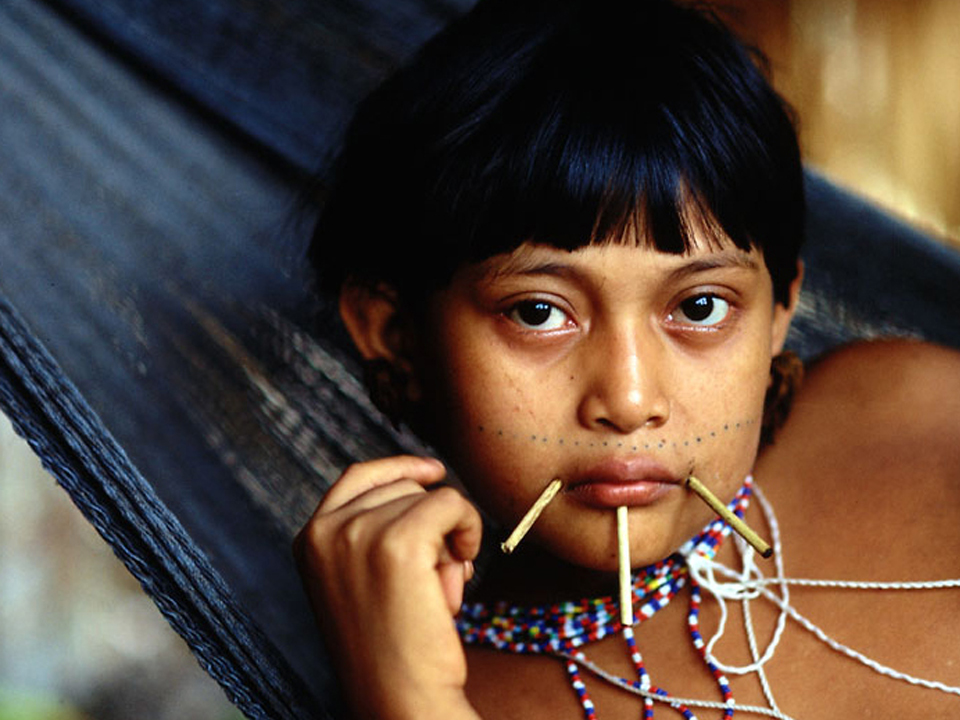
top-left (617, 505), bottom-right (634, 627)
top-left (501, 478), bottom-right (564, 554)
top-left (685, 476), bottom-right (773, 558)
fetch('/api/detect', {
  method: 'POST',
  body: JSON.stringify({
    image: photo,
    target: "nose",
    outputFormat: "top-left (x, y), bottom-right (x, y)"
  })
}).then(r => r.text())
top-left (576, 323), bottom-right (670, 434)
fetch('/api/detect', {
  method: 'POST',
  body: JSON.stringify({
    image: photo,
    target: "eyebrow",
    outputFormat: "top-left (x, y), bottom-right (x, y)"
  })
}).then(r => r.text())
top-left (485, 257), bottom-right (583, 282)
top-left (664, 253), bottom-right (761, 282)
top-left (485, 250), bottom-right (760, 283)
top-left (499, 262), bottom-right (578, 279)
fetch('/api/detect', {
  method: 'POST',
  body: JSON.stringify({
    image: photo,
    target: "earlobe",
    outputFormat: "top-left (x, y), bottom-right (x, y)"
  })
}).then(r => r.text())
top-left (771, 261), bottom-right (804, 355)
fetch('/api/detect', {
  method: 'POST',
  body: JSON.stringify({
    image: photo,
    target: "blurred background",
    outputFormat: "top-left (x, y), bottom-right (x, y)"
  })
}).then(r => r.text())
top-left (0, 414), bottom-right (244, 720)
top-left (729, 0), bottom-right (960, 248)
top-left (1, 1), bottom-right (957, 719)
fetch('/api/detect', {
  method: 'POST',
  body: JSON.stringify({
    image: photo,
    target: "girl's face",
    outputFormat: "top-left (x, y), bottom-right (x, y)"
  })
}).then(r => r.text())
top-left (413, 232), bottom-right (797, 571)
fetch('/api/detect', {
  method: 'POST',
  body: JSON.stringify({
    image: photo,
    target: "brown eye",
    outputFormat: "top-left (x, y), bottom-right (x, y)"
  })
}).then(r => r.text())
top-left (673, 295), bottom-right (730, 326)
top-left (508, 300), bottom-right (567, 330)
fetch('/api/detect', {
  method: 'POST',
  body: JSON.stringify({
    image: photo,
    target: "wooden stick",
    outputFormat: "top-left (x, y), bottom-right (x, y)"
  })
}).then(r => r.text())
top-left (617, 505), bottom-right (634, 626)
top-left (500, 478), bottom-right (563, 554)
top-left (685, 476), bottom-right (772, 558)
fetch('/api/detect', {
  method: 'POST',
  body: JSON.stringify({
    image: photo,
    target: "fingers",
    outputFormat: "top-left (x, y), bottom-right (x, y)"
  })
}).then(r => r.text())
top-left (395, 485), bottom-right (483, 567)
top-left (293, 459), bottom-right (483, 720)
top-left (308, 485), bottom-right (482, 579)
top-left (295, 456), bottom-right (483, 617)
top-left (318, 455), bottom-right (447, 514)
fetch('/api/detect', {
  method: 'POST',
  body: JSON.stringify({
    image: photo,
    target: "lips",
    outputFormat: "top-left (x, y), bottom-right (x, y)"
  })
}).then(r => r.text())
top-left (566, 457), bottom-right (682, 509)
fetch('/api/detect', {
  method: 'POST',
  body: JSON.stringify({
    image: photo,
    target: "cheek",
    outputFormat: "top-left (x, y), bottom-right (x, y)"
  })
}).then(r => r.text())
top-left (418, 346), bottom-right (576, 519)
top-left (418, 328), bottom-right (547, 457)
top-left (671, 350), bottom-right (770, 471)
top-left (697, 358), bottom-right (768, 421)
top-left (445, 367), bottom-right (560, 474)
top-left (424, 309), bottom-right (564, 430)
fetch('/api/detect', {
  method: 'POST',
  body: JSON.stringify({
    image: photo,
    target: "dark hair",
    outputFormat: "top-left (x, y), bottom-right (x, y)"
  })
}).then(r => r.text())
top-left (310, 0), bottom-right (804, 307)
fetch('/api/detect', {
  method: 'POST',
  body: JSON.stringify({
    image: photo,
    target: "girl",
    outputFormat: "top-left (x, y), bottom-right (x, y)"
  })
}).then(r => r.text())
top-left (295, 0), bottom-right (960, 717)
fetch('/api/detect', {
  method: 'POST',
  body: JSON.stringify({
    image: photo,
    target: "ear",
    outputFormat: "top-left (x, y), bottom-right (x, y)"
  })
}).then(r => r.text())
top-left (339, 280), bottom-right (415, 368)
top-left (770, 261), bottom-right (803, 356)
top-left (339, 280), bottom-right (424, 423)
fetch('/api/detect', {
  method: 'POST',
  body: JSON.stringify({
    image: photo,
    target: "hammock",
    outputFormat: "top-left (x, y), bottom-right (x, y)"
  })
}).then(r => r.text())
top-left (1, 0), bottom-right (958, 717)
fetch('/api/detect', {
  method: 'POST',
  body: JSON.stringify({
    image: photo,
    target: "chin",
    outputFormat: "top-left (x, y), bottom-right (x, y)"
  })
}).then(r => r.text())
top-left (546, 531), bottom-right (683, 574)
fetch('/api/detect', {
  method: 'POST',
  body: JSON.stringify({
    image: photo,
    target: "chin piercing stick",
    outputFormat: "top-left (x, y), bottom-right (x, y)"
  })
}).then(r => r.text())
top-left (501, 478), bottom-right (563, 554)
top-left (616, 506), bottom-right (634, 627)
top-left (685, 476), bottom-right (773, 558)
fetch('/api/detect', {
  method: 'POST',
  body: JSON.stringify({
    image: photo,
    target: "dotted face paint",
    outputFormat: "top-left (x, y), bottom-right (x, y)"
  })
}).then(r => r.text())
top-left (474, 416), bottom-right (758, 455)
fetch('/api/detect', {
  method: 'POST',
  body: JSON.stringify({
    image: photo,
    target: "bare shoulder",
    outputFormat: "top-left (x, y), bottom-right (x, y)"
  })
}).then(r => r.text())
top-left (796, 338), bottom-right (960, 450)
top-left (757, 341), bottom-right (960, 715)
top-left (759, 338), bottom-right (960, 573)
top-left (803, 337), bottom-right (960, 397)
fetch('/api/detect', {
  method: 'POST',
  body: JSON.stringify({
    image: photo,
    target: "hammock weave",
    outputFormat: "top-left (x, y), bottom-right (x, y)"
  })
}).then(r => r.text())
top-left (1, 0), bottom-right (958, 717)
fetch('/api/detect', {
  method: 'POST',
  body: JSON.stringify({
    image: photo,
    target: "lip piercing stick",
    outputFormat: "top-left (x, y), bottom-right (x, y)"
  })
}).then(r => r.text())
top-left (501, 478), bottom-right (564, 554)
top-left (685, 476), bottom-right (772, 558)
top-left (617, 506), bottom-right (634, 627)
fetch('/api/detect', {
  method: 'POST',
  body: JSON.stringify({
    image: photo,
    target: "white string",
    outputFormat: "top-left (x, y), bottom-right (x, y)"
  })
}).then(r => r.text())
top-left (719, 576), bottom-right (960, 591)
top-left (687, 484), bottom-right (960, 698)
top-left (741, 583), bottom-right (782, 714)
top-left (685, 484), bottom-right (791, 713)
top-left (736, 528), bottom-right (785, 713)
top-left (553, 480), bottom-right (960, 717)
top-left (685, 484), bottom-right (791, 678)
top-left (752, 580), bottom-right (960, 696)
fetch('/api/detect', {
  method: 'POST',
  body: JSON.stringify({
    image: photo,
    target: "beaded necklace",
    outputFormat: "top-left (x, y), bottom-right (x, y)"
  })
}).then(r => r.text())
top-left (458, 476), bottom-right (960, 719)
top-left (457, 477), bottom-right (755, 719)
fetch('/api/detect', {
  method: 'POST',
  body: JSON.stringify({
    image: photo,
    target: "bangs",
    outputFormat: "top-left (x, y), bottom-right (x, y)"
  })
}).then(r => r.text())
top-left (312, 0), bottom-right (804, 305)
top-left (449, 100), bottom-right (746, 260)
top-left (422, 1), bottom-right (796, 272)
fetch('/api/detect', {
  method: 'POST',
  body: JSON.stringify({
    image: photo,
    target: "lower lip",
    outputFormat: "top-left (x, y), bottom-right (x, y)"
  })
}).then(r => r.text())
top-left (568, 480), bottom-right (676, 509)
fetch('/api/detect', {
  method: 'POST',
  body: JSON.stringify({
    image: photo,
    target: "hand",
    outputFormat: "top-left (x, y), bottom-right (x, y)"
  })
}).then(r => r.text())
top-left (294, 456), bottom-right (483, 720)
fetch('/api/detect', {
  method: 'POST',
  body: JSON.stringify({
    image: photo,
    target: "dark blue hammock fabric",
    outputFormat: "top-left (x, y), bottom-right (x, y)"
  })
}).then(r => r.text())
top-left (0, 0), bottom-right (958, 718)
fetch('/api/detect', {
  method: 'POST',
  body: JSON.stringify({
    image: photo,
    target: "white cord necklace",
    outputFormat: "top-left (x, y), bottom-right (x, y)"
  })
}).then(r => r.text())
top-left (464, 480), bottom-right (960, 718)
top-left (575, 483), bottom-right (960, 717)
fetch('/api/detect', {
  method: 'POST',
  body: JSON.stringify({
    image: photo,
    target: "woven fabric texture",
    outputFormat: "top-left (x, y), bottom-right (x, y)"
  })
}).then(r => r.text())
top-left (1, 0), bottom-right (958, 717)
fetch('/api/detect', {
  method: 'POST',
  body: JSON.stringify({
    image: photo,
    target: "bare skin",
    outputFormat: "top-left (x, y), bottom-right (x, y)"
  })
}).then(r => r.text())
top-left (464, 339), bottom-right (960, 719)
top-left (295, 237), bottom-right (960, 719)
